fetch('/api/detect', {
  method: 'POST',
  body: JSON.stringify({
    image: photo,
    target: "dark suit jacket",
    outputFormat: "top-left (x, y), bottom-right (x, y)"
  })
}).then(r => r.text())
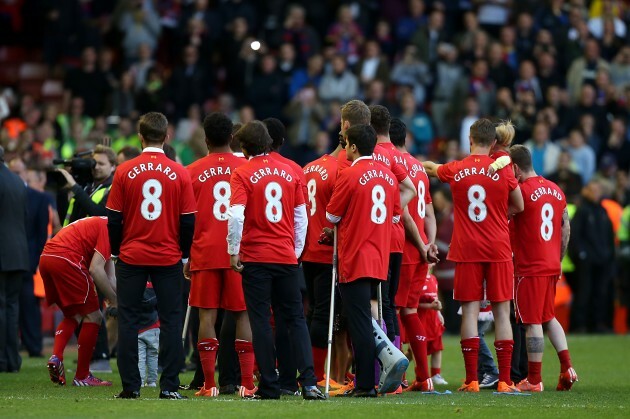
top-left (0, 165), bottom-right (28, 272)
top-left (26, 187), bottom-right (50, 274)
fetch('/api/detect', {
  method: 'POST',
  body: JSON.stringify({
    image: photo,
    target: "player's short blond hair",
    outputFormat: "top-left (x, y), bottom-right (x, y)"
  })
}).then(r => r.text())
top-left (495, 120), bottom-right (515, 148)
top-left (341, 100), bottom-right (370, 127)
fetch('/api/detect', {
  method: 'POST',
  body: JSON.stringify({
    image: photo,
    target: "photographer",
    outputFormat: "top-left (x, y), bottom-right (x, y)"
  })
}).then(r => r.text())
top-left (59, 145), bottom-right (116, 226)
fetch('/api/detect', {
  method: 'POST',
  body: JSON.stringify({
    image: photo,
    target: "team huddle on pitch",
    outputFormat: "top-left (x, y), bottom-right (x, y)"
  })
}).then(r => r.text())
top-left (40, 99), bottom-right (578, 400)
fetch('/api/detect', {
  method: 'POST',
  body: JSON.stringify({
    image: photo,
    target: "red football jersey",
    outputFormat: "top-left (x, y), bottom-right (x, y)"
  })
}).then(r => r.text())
top-left (302, 154), bottom-right (338, 264)
top-left (400, 153), bottom-right (432, 265)
top-left (230, 155), bottom-right (305, 264)
top-left (326, 157), bottom-right (402, 283)
top-left (512, 176), bottom-right (566, 276)
top-left (417, 273), bottom-right (444, 340)
top-left (106, 148), bottom-right (197, 266)
top-left (187, 153), bottom-right (246, 270)
top-left (336, 149), bottom-right (351, 174)
top-left (42, 216), bottom-right (110, 263)
top-left (437, 154), bottom-right (518, 262)
top-left (491, 150), bottom-right (510, 159)
top-left (269, 151), bottom-right (307, 200)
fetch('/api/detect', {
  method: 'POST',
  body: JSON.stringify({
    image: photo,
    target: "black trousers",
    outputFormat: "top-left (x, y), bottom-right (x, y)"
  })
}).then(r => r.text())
top-left (116, 260), bottom-right (184, 392)
top-left (339, 278), bottom-right (376, 391)
top-left (241, 263), bottom-right (316, 398)
top-left (0, 271), bottom-right (22, 372)
top-left (387, 252), bottom-right (402, 338)
top-left (571, 260), bottom-right (612, 331)
top-left (510, 305), bottom-right (528, 383)
top-left (19, 271), bottom-right (42, 356)
top-left (303, 262), bottom-right (334, 349)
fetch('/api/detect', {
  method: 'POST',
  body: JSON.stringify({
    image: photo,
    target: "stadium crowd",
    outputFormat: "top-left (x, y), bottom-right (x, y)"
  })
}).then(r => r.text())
top-left (0, 0), bottom-right (629, 396)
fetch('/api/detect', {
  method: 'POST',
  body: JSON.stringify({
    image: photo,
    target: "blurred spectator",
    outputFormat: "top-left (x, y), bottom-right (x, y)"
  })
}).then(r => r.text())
top-left (116, 0), bottom-right (161, 64)
top-left (548, 151), bottom-right (584, 202)
top-left (461, 59), bottom-right (496, 118)
top-left (432, 43), bottom-right (464, 138)
top-left (459, 97), bottom-right (480, 155)
top-left (455, 11), bottom-right (483, 59)
top-left (326, 4), bottom-right (364, 66)
top-left (567, 39), bottom-right (610, 104)
top-left (524, 122), bottom-right (561, 176)
top-left (219, 0), bottom-right (257, 34)
top-left (116, 146), bottom-right (141, 165)
top-left (599, 17), bottom-right (625, 61)
top-left (566, 129), bottom-right (596, 183)
top-left (289, 54), bottom-right (324, 100)
top-left (364, 80), bottom-right (388, 107)
top-left (278, 43), bottom-right (299, 97)
top-left (390, 45), bottom-right (432, 107)
top-left (284, 86), bottom-right (325, 165)
top-left (112, 118), bottom-right (141, 152)
top-left (174, 104), bottom-right (202, 144)
top-left (568, 84), bottom-right (608, 138)
top-left (63, 47), bottom-right (112, 118)
top-left (588, 1), bottom-right (627, 39)
top-left (248, 54), bottom-right (285, 121)
top-left (610, 46), bottom-right (630, 91)
top-left (128, 43), bottom-right (156, 92)
top-left (410, 9), bottom-right (447, 66)
top-left (42, 0), bottom-right (83, 68)
top-left (514, 60), bottom-right (544, 104)
top-left (374, 19), bottom-right (395, 61)
top-left (536, 52), bottom-right (563, 96)
top-left (136, 66), bottom-right (166, 115)
top-left (499, 25), bottom-right (518, 70)
top-left (579, 114), bottom-right (603, 156)
top-left (282, 4), bottom-right (320, 66)
top-left (178, 0), bottom-right (221, 58)
top-left (318, 54), bottom-right (359, 103)
top-left (355, 40), bottom-right (390, 89)
top-left (395, 0), bottom-right (427, 46)
top-left (111, 72), bottom-right (136, 118)
top-left (487, 42), bottom-right (516, 90)
top-left (168, 45), bottom-right (210, 119)
top-left (222, 17), bottom-right (252, 102)
top-left (475, 0), bottom-right (511, 38)
top-left (515, 12), bottom-right (536, 62)
top-left (601, 117), bottom-right (630, 172)
top-left (569, 179), bottom-right (616, 333)
top-left (56, 97), bottom-right (94, 159)
top-left (398, 91), bottom-right (433, 155)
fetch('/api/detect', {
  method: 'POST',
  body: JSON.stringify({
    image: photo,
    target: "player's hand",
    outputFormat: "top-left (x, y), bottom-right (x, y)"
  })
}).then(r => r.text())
top-left (183, 261), bottom-right (191, 280)
top-left (318, 227), bottom-right (334, 246)
top-left (431, 299), bottom-right (442, 310)
top-left (488, 165), bottom-right (496, 176)
top-left (427, 243), bottom-right (439, 264)
top-left (230, 255), bottom-right (244, 272)
top-left (57, 168), bottom-right (77, 188)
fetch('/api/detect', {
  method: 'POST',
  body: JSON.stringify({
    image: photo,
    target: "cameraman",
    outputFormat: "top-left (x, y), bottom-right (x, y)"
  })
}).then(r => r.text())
top-left (59, 145), bottom-right (116, 226)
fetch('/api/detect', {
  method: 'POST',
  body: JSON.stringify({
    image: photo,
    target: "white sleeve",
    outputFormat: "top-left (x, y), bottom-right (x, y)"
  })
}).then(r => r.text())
top-left (294, 204), bottom-right (308, 259)
top-left (326, 212), bottom-right (341, 224)
top-left (226, 205), bottom-right (245, 256)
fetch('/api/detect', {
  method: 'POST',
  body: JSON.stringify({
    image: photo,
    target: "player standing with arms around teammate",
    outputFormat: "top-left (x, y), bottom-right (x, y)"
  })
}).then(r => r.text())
top-left (325, 124), bottom-right (402, 397)
top-left (227, 121), bottom-right (325, 401)
top-left (184, 113), bottom-right (255, 398)
top-left (389, 118), bottom-right (437, 392)
top-left (107, 112), bottom-right (197, 400)
top-left (509, 145), bottom-right (578, 392)
top-left (424, 119), bottom-right (524, 393)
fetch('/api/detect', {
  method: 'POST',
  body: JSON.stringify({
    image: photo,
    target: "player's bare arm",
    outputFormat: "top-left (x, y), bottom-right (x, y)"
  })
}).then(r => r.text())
top-left (402, 207), bottom-right (429, 261)
top-left (399, 176), bottom-right (417, 208)
top-left (424, 203), bottom-right (439, 260)
top-left (488, 155), bottom-right (511, 176)
top-left (90, 253), bottom-right (117, 306)
top-left (104, 259), bottom-right (117, 293)
top-left (561, 207), bottom-right (571, 261)
top-left (508, 186), bottom-right (525, 215)
top-left (183, 260), bottom-right (191, 280)
top-left (422, 161), bottom-right (441, 178)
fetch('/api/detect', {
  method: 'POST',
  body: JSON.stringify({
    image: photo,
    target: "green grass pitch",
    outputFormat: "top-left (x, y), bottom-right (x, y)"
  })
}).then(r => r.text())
top-left (2, 335), bottom-right (628, 418)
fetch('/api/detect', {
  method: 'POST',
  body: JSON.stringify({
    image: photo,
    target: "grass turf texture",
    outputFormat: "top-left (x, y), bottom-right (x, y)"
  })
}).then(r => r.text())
top-left (2, 335), bottom-right (628, 418)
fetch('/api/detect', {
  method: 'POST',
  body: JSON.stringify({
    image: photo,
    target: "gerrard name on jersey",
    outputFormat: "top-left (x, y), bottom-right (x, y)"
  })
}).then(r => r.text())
top-left (249, 166), bottom-right (293, 184)
top-left (127, 162), bottom-right (178, 180)
top-left (453, 166), bottom-right (500, 182)
top-left (359, 169), bottom-right (396, 186)
top-left (530, 186), bottom-right (564, 202)
top-left (303, 164), bottom-right (330, 180)
top-left (197, 165), bottom-right (233, 183)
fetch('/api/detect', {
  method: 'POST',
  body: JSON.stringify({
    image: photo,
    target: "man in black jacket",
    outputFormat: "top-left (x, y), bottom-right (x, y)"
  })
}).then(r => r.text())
top-left (569, 180), bottom-right (616, 333)
top-left (0, 146), bottom-right (29, 372)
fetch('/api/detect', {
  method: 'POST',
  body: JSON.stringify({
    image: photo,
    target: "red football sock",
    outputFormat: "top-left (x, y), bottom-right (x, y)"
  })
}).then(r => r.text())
top-left (401, 313), bottom-right (429, 382)
top-left (460, 337), bottom-right (480, 384)
top-left (235, 339), bottom-right (255, 390)
top-left (557, 350), bottom-right (572, 373)
top-left (528, 361), bottom-right (542, 385)
top-left (53, 318), bottom-right (79, 361)
top-left (431, 367), bottom-right (440, 377)
top-left (198, 338), bottom-right (219, 388)
top-left (75, 322), bottom-right (100, 380)
top-left (495, 339), bottom-right (514, 385)
top-left (312, 346), bottom-right (327, 382)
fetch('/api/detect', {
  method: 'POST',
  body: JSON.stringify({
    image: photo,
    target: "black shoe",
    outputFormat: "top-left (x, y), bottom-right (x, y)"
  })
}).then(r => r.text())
top-left (159, 391), bottom-right (188, 400)
top-left (302, 386), bottom-right (326, 400)
top-left (179, 381), bottom-right (204, 391)
top-left (279, 388), bottom-right (300, 396)
top-left (219, 384), bottom-right (237, 395)
top-left (115, 390), bottom-right (140, 399)
top-left (339, 388), bottom-right (377, 398)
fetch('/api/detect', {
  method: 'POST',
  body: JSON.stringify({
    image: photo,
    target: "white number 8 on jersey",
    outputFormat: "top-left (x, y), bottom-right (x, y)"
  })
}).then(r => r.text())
top-left (467, 184), bottom-right (487, 223)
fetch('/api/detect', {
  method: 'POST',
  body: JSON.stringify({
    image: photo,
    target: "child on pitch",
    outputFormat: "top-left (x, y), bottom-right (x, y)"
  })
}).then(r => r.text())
top-left (138, 281), bottom-right (160, 387)
top-left (417, 269), bottom-right (447, 385)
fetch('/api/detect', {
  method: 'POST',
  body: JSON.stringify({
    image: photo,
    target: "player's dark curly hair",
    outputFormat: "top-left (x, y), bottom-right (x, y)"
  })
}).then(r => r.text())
top-left (389, 118), bottom-right (407, 148)
top-left (138, 112), bottom-right (168, 144)
top-left (369, 105), bottom-right (391, 136)
top-left (346, 124), bottom-right (377, 156)
top-left (203, 112), bottom-right (233, 148)
top-left (263, 118), bottom-right (286, 151)
top-left (509, 144), bottom-right (533, 172)
top-left (235, 121), bottom-right (272, 157)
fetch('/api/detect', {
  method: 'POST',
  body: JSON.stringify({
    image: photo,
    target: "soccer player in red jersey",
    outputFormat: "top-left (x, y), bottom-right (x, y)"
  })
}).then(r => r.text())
top-left (107, 112), bottom-right (197, 400)
top-left (389, 117), bottom-right (437, 392)
top-left (227, 121), bottom-right (325, 401)
top-left (302, 145), bottom-right (340, 385)
top-left (326, 124), bottom-right (402, 397)
top-left (263, 118), bottom-right (308, 199)
top-left (40, 216), bottom-right (116, 387)
top-left (424, 118), bottom-right (524, 393)
top-left (184, 113), bottom-right (253, 398)
top-left (509, 145), bottom-right (578, 392)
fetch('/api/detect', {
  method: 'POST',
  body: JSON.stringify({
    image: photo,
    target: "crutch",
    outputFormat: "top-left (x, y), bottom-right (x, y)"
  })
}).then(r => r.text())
top-left (182, 305), bottom-right (191, 348)
top-left (377, 283), bottom-right (383, 329)
top-left (324, 226), bottom-right (338, 397)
